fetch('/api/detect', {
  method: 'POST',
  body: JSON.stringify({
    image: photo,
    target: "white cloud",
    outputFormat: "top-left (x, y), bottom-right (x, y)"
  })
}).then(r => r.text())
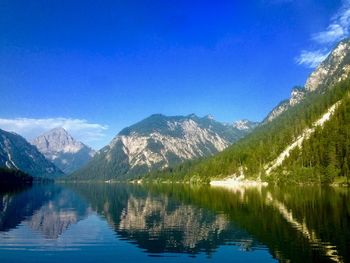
top-left (296, 50), bottom-right (330, 68)
top-left (312, 24), bottom-right (345, 44)
top-left (296, 0), bottom-right (350, 68)
top-left (0, 117), bottom-right (108, 149)
top-left (311, 0), bottom-right (350, 44)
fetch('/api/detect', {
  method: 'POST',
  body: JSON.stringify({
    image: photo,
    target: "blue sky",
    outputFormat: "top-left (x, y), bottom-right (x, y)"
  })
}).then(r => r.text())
top-left (0, 0), bottom-right (349, 149)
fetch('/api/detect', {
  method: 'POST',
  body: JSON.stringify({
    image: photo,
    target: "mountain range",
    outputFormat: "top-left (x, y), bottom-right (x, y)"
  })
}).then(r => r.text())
top-left (2, 38), bottom-right (350, 184)
top-left (146, 38), bottom-right (350, 184)
top-left (70, 115), bottom-right (258, 180)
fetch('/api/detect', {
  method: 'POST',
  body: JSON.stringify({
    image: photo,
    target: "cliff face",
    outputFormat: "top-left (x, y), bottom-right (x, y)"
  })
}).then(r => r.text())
top-left (32, 127), bottom-right (95, 174)
top-left (71, 114), bottom-right (257, 180)
top-left (265, 39), bottom-right (350, 123)
top-left (0, 129), bottom-right (63, 178)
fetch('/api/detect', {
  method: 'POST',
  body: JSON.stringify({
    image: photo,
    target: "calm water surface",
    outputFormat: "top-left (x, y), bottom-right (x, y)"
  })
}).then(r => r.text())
top-left (0, 183), bottom-right (349, 263)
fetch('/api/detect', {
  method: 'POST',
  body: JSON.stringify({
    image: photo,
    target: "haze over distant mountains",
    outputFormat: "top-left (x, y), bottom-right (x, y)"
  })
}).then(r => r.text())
top-left (32, 127), bottom-right (95, 174)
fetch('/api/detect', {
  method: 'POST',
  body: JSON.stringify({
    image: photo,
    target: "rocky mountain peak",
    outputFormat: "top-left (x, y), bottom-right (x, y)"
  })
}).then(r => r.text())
top-left (32, 127), bottom-right (80, 154)
top-left (32, 127), bottom-right (95, 174)
top-left (305, 39), bottom-right (350, 92)
top-left (204, 114), bottom-right (214, 120)
top-left (289, 87), bottom-right (306, 106)
top-left (71, 114), bottom-right (258, 180)
top-left (50, 127), bottom-right (69, 134)
top-left (233, 120), bottom-right (259, 130)
top-left (264, 38), bottom-right (350, 123)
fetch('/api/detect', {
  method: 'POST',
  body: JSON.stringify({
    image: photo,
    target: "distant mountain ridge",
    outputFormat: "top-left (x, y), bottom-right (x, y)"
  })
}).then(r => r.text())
top-left (145, 38), bottom-right (350, 184)
top-left (232, 119), bottom-right (259, 130)
top-left (70, 114), bottom-right (257, 180)
top-left (0, 128), bottom-right (63, 178)
top-left (265, 38), bottom-right (350, 123)
top-left (32, 127), bottom-right (95, 174)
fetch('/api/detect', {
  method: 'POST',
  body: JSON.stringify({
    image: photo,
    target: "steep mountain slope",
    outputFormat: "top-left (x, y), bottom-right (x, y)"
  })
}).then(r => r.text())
top-left (146, 39), bottom-right (350, 184)
top-left (148, 79), bottom-right (350, 184)
top-left (70, 114), bottom-right (257, 180)
top-left (276, 92), bottom-right (350, 183)
top-left (0, 129), bottom-right (63, 178)
top-left (264, 87), bottom-right (305, 123)
top-left (265, 38), bottom-right (350, 123)
top-left (32, 127), bottom-right (95, 174)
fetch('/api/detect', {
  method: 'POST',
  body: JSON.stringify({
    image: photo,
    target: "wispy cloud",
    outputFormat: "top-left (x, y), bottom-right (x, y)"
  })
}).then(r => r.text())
top-left (296, 0), bottom-right (350, 68)
top-left (0, 117), bottom-right (108, 149)
top-left (312, 24), bottom-right (346, 44)
top-left (295, 49), bottom-right (330, 68)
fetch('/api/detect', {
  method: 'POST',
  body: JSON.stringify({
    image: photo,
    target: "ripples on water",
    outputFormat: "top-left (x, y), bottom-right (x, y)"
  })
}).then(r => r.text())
top-left (0, 183), bottom-right (349, 262)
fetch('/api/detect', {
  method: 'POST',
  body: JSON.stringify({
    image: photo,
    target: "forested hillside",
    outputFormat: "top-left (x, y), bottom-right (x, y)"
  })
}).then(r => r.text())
top-left (146, 78), bottom-right (350, 184)
top-left (280, 91), bottom-right (350, 184)
top-left (0, 168), bottom-right (33, 185)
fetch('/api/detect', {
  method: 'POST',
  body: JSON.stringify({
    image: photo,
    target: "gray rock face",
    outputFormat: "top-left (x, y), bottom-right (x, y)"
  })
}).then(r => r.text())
top-left (32, 127), bottom-right (95, 174)
top-left (265, 38), bottom-right (350, 123)
top-left (232, 119), bottom-right (259, 130)
top-left (71, 114), bottom-right (257, 180)
top-left (289, 88), bottom-right (306, 106)
top-left (0, 128), bottom-right (63, 178)
top-left (305, 40), bottom-right (350, 92)
top-left (264, 88), bottom-right (306, 123)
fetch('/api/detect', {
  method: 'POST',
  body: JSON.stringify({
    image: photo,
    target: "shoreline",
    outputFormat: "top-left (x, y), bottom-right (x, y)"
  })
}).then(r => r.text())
top-left (210, 176), bottom-right (268, 189)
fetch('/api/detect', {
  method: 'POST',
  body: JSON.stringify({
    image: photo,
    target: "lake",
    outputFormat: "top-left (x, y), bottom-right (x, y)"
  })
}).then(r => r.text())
top-left (0, 183), bottom-right (349, 263)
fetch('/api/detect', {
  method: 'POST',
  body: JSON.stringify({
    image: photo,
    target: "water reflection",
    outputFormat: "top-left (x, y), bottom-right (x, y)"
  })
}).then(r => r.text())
top-left (0, 185), bottom-right (89, 238)
top-left (26, 187), bottom-right (89, 239)
top-left (0, 183), bottom-right (349, 263)
top-left (70, 184), bottom-right (260, 256)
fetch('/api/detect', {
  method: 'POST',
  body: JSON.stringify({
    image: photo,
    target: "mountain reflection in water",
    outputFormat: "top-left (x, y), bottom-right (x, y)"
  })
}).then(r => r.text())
top-left (0, 183), bottom-right (349, 263)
